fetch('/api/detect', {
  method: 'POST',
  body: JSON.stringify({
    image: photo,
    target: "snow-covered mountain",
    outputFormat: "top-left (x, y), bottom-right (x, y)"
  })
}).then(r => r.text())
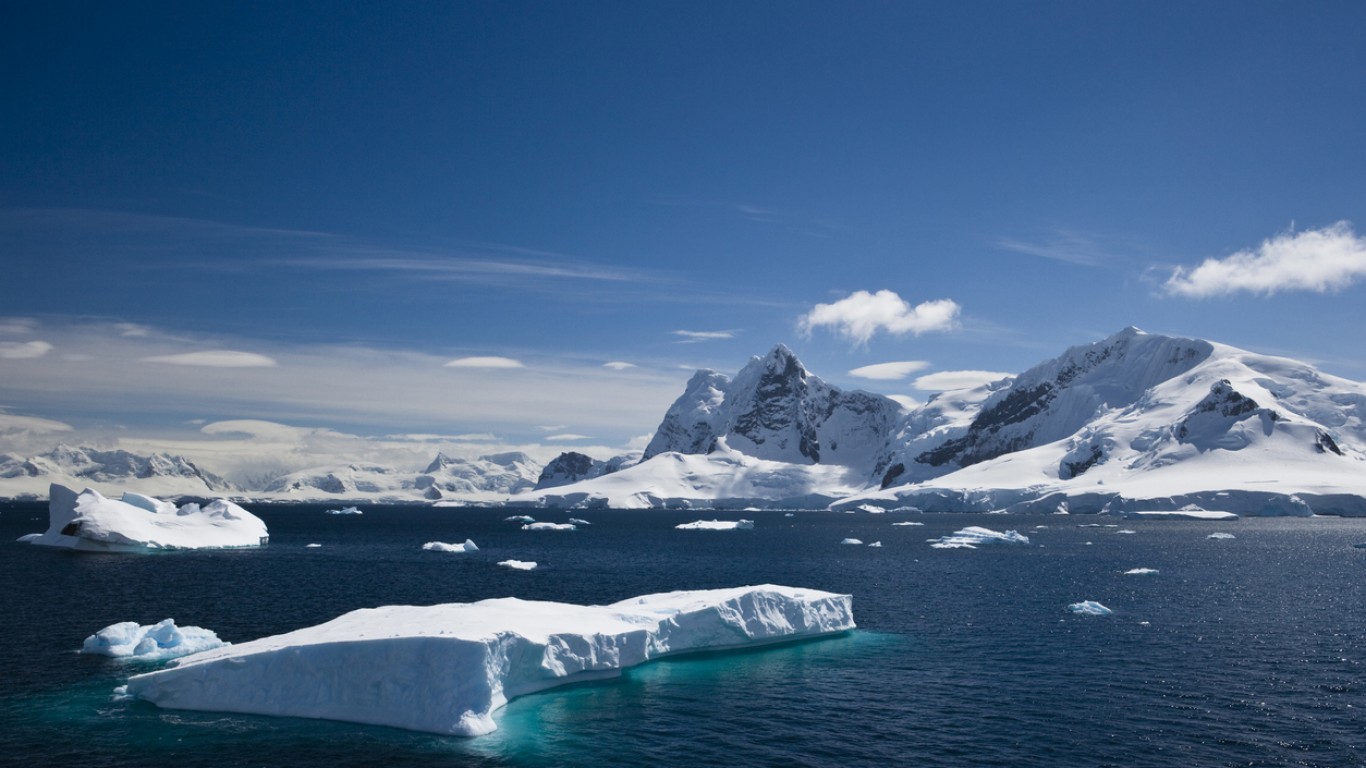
top-left (263, 452), bottom-right (542, 502)
top-left (514, 328), bottom-right (1366, 514)
top-left (0, 445), bottom-right (236, 500)
top-left (534, 451), bottom-right (639, 490)
top-left (644, 344), bottom-right (903, 470)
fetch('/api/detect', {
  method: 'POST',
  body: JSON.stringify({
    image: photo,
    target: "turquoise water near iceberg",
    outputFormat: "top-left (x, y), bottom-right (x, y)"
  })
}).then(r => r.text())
top-left (2, 504), bottom-right (1365, 767)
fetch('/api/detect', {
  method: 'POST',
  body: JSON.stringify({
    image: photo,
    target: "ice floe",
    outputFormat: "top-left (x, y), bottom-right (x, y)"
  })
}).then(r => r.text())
top-left (123, 585), bottom-right (854, 736)
top-left (21, 484), bottom-right (268, 552)
top-left (497, 560), bottom-right (537, 571)
top-left (674, 519), bottom-right (754, 531)
top-left (325, 506), bottom-right (362, 515)
top-left (423, 539), bottom-right (479, 553)
top-left (840, 538), bottom-right (863, 545)
top-left (928, 526), bottom-right (1030, 549)
top-left (1068, 601), bottom-right (1113, 616)
top-left (82, 619), bottom-right (227, 660)
top-left (1124, 568), bottom-right (1159, 575)
top-left (522, 522), bottom-right (576, 531)
top-left (1207, 532), bottom-right (1236, 540)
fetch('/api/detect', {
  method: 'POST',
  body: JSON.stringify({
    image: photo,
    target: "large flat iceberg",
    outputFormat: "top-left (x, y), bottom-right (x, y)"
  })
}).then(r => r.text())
top-left (20, 484), bottom-right (268, 552)
top-left (124, 585), bottom-right (853, 737)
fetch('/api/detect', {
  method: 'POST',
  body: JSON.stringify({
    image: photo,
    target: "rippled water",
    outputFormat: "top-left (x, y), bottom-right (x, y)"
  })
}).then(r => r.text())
top-left (2, 504), bottom-right (1365, 767)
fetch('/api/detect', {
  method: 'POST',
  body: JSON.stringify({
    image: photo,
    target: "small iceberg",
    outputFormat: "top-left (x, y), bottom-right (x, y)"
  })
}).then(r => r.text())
top-left (928, 526), bottom-right (1030, 549)
top-left (325, 506), bottom-right (362, 515)
top-left (21, 484), bottom-right (268, 552)
top-left (306, 543), bottom-right (322, 548)
top-left (1207, 532), bottom-right (1236, 540)
top-left (497, 560), bottom-right (538, 571)
top-left (867, 541), bottom-right (882, 548)
top-left (82, 619), bottom-right (227, 660)
top-left (567, 518), bottom-right (592, 526)
top-left (674, 520), bottom-right (754, 531)
top-left (1126, 507), bottom-right (1238, 520)
top-left (840, 538), bottom-right (863, 545)
top-left (1068, 601), bottom-right (1113, 616)
top-left (123, 585), bottom-right (854, 737)
top-left (892, 521), bottom-right (924, 526)
top-left (423, 539), bottom-right (479, 553)
top-left (1124, 568), bottom-right (1159, 575)
top-left (504, 515), bottom-right (536, 523)
top-left (522, 522), bottom-right (576, 531)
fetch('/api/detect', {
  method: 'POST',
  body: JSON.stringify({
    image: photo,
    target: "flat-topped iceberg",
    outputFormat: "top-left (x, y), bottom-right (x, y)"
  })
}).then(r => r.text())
top-left (422, 540), bottom-right (478, 553)
top-left (497, 559), bottom-right (537, 571)
top-left (928, 526), bottom-right (1030, 549)
top-left (82, 619), bottom-right (227, 660)
top-left (123, 584), bottom-right (854, 737)
top-left (674, 519), bottom-right (754, 531)
top-left (521, 522), bottom-right (576, 531)
top-left (20, 484), bottom-right (268, 552)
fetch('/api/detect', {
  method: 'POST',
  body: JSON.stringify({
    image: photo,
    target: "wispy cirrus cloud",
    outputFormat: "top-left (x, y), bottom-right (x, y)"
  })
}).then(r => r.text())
top-left (0, 341), bottom-right (54, 359)
top-left (672, 330), bottom-right (739, 343)
top-left (142, 350), bottom-right (279, 368)
top-left (994, 229), bottom-right (1116, 267)
top-left (603, 361), bottom-right (637, 370)
top-left (847, 360), bottom-right (931, 381)
top-left (546, 433), bottom-right (593, 441)
top-left (0, 317), bottom-right (40, 335)
top-left (1165, 222), bottom-right (1366, 298)
top-left (798, 290), bottom-right (960, 346)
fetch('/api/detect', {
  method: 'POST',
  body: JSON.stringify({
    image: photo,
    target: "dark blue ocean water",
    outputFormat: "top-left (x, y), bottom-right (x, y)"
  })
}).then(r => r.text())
top-left (2, 504), bottom-right (1365, 767)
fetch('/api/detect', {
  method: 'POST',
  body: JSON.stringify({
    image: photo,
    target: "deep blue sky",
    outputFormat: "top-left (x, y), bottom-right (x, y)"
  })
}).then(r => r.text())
top-left (2, 1), bottom-right (1365, 460)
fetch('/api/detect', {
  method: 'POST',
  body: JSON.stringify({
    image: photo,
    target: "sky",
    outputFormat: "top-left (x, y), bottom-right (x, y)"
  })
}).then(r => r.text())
top-left (2, 1), bottom-right (1365, 479)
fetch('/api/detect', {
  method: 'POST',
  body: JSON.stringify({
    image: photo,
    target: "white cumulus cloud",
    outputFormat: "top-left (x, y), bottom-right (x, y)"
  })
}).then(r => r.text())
top-left (0, 341), bottom-right (54, 359)
top-left (913, 370), bottom-right (1011, 392)
top-left (1165, 221), bottom-right (1366, 298)
top-left (142, 350), bottom-right (278, 367)
top-left (443, 356), bottom-right (525, 369)
top-left (798, 290), bottom-right (960, 345)
top-left (847, 360), bottom-right (931, 380)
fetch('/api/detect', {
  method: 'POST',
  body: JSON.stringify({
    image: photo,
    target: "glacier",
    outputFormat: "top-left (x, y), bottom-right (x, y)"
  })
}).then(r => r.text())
top-left (122, 585), bottom-right (854, 737)
top-left (20, 484), bottom-right (268, 552)
top-left (81, 619), bottom-right (226, 660)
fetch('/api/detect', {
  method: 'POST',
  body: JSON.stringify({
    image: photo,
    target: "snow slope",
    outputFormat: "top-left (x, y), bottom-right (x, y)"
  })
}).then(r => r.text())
top-left (124, 585), bottom-right (854, 736)
top-left (0, 445), bottom-right (235, 500)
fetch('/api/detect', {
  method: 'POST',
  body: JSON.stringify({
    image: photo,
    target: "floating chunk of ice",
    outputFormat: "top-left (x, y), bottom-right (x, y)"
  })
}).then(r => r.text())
top-left (1124, 568), bottom-right (1159, 575)
top-left (567, 518), bottom-right (592, 526)
top-left (497, 560), bottom-right (537, 571)
top-left (522, 522), bottom-right (577, 532)
top-left (124, 585), bottom-right (855, 737)
top-left (674, 519), bottom-right (754, 531)
top-left (504, 515), bottom-right (536, 523)
top-left (892, 521), bottom-right (924, 526)
top-left (1207, 532), bottom-right (1236, 540)
top-left (1068, 601), bottom-right (1113, 616)
top-left (306, 543), bottom-right (322, 548)
top-left (840, 538), bottom-right (863, 545)
top-left (325, 506), bottom-right (362, 515)
top-left (22, 484), bottom-right (268, 552)
top-left (423, 539), bottom-right (479, 553)
top-left (867, 541), bottom-right (882, 548)
top-left (928, 527), bottom-right (1030, 549)
top-left (82, 619), bottom-right (227, 660)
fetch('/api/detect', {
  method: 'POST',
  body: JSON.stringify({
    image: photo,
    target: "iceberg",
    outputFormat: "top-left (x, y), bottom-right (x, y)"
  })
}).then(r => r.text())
top-left (840, 538), bottom-right (863, 545)
top-left (867, 541), bottom-right (882, 548)
top-left (21, 484), bottom-right (268, 552)
top-left (497, 559), bottom-right (537, 571)
top-left (521, 522), bottom-right (576, 531)
top-left (1068, 600), bottom-right (1114, 616)
top-left (123, 585), bottom-right (854, 737)
top-left (1124, 568), bottom-right (1159, 575)
top-left (504, 515), bottom-right (535, 523)
top-left (1208, 532), bottom-right (1236, 540)
top-left (567, 518), bottom-right (592, 526)
top-left (422, 539), bottom-right (478, 553)
top-left (928, 526), bottom-right (1030, 549)
top-left (892, 521), bottom-right (924, 526)
top-left (325, 506), bottom-right (363, 515)
top-left (81, 619), bottom-right (226, 660)
top-left (674, 519), bottom-right (754, 531)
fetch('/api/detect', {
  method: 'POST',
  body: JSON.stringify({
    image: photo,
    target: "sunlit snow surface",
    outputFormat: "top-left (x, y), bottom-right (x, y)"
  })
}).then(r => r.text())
top-left (123, 585), bottom-right (854, 737)
top-left (81, 619), bottom-right (226, 660)
top-left (20, 484), bottom-right (268, 552)
top-left (928, 526), bottom-right (1030, 549)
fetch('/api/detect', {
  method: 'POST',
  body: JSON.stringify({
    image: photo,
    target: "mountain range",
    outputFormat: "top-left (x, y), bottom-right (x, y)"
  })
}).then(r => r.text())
top-left (3, 328), bottom-right (1363, 515)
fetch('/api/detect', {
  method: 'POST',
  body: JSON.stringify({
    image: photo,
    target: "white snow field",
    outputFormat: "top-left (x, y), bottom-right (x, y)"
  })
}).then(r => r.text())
top-left (123, 585), bottom-right (854, 736)
top-left (674, 519), bottom-right (755, 531)
top-left (81, 619), bottom-right (226, 660)
top-left (422, 540), bottom-right (478, 553)
top-left (928, 526), bottom-right (1030, 549)
top-left (19, 484), bottom-right (268, 552)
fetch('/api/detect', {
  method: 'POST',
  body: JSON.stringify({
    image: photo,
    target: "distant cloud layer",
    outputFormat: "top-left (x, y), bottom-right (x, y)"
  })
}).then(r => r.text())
top-left (0, 340), bottom-right (53, 359)
top-left (798, 290), bottom-right (960, 345)
top-left (142, 350), bottom-right (278, 367)
top-left (913, 370), bottom-right (1011, 391)
top-left (603, 361), bottom-right (637, 370)
top-left (1165, 221), bottom-right (1366, 297)
top-left (443, 356), bottom-right (525, 369)
top-left (847, 360), bottom-right (931, 380)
